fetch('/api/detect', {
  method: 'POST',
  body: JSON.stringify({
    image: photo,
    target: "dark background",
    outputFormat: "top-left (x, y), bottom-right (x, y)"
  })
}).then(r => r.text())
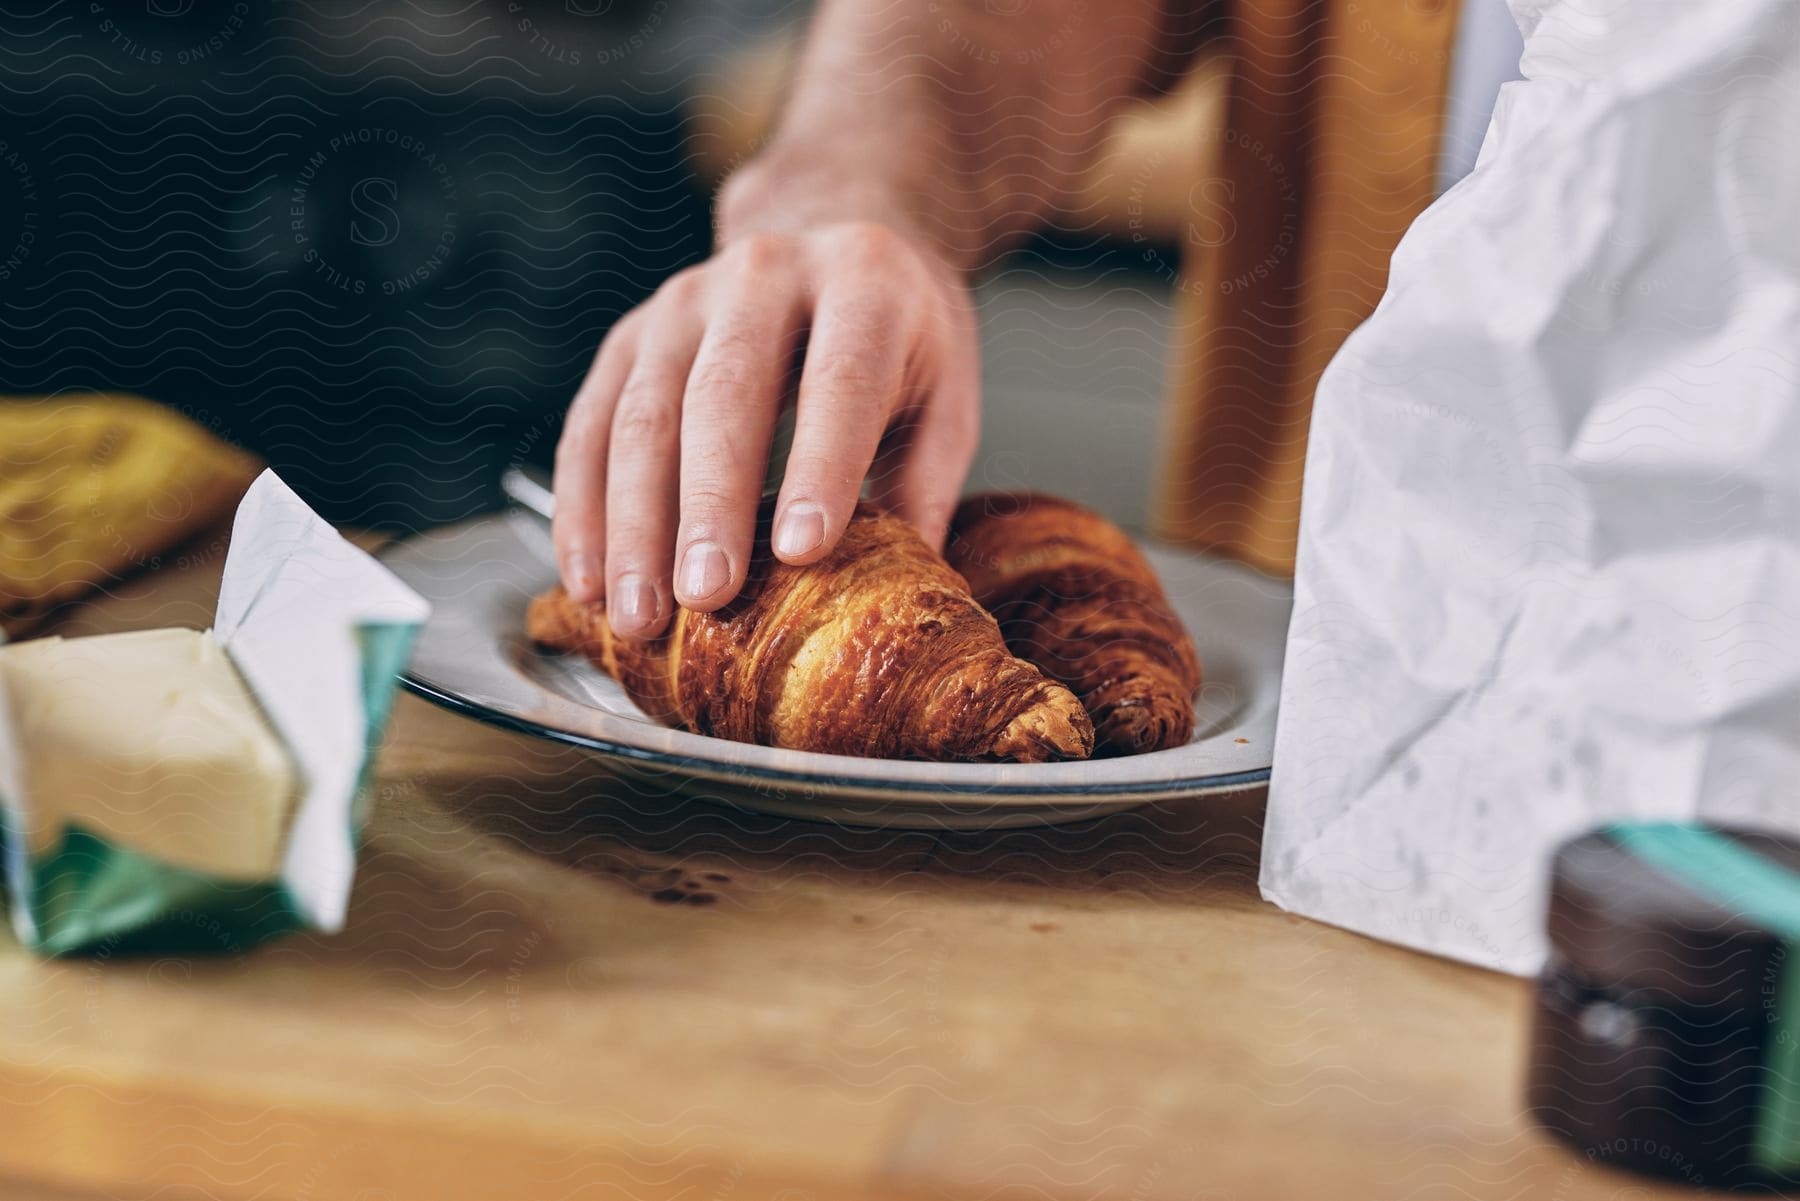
top-left (0, 0), bottom-right (742, 528)
top-left (0, 0), bottom-right (1182, 533)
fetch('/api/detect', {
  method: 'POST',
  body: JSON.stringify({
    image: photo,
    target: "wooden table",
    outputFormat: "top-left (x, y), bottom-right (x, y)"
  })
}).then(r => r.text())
top-left (0, 541), bottom-right (1711, 1201)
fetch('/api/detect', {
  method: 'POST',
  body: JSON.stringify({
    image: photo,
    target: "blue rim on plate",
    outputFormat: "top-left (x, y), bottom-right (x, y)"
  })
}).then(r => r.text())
top-left (377, 499), bottom-right (1289, 827)
top-left (398, 669), bottom-right (1274, 799)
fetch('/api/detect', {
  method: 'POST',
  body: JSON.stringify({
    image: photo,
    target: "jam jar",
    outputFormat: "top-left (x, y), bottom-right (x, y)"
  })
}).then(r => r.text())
top-left (1528, 822), bottom-right (1800, 1191)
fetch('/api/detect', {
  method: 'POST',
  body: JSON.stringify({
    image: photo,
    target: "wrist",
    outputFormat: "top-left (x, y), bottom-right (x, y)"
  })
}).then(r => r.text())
top-left (714, 144), bottom-right (974, 277)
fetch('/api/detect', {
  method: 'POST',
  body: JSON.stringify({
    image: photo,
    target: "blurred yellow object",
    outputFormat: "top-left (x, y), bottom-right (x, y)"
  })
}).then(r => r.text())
top-left (0, 393), bottom-right (259, 637)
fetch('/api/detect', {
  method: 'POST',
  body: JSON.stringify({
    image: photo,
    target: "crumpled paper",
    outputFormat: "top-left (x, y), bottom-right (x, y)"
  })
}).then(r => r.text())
top-left (0, 469), bottom-right (429, 955)
top-left (1261, 0), bottom-right (1800, 975)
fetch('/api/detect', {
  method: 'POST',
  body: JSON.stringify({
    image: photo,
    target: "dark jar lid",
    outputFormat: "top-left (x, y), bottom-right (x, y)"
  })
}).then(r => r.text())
top-left (1528, 822), bottom-right (1800, 1191)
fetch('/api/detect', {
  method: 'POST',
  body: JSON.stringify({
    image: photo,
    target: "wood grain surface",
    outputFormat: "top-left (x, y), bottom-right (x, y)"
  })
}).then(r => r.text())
top-left (0, 537), bottom-right (1712, 1200)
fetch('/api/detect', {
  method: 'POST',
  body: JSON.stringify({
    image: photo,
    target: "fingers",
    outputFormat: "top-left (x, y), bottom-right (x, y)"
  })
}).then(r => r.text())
top-left (774, 247), bottom-right (911, 564)
top-left (871, 300), bottom-right (986, 550)
top-left (553, 221), bottom-right (981, 638)
top-left (673, 240), bottom-right (799, 611)
top-left (553, 314), bottom-right (639, 602)
top-left (604, 286), bottom-right (704, 640)
top-left (870, 310), bottom-right (981, 550)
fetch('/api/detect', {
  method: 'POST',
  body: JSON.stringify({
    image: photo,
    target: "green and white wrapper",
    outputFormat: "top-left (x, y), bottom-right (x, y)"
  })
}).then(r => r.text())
top-left (0, 469), bottom-right (430, 956)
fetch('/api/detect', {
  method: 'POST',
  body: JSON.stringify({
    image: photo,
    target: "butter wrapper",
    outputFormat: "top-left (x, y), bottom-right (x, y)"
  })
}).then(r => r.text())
top-left (0, 470), bottom-right (430, 956)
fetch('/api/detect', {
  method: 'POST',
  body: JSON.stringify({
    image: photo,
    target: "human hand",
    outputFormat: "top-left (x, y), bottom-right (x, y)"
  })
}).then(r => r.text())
top-left (552, 216), bottom-right (982, 641)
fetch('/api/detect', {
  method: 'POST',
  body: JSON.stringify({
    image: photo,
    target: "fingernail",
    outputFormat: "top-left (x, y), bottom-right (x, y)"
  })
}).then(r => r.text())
top-left (612, 573), bottom-right (656, 633)
top-left (680, 541), bottom-right (730, 602)
top-left (773, 503), bottom-right (826, 560)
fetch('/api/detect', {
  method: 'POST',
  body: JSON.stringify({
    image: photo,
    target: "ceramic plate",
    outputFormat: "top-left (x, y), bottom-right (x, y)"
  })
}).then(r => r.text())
top-left (379, 504), bottom-right (1290, 829)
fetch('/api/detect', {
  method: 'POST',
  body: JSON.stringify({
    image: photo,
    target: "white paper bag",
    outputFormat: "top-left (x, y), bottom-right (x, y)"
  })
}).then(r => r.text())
top-left (1260, 0), bottom-right (1800, 975)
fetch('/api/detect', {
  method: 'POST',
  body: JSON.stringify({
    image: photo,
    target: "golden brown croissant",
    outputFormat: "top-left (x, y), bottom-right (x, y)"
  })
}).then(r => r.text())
top-left (946, 492), bottom-right (1202, 756)
top-left (527, 501), bottom-right (1093, 763)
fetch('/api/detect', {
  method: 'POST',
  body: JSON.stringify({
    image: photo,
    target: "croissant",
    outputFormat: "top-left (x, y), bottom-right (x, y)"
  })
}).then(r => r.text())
top-left (946, 493), bottom-right (1202, 756)
top-left (527, 501), bottom-right (1093, 763)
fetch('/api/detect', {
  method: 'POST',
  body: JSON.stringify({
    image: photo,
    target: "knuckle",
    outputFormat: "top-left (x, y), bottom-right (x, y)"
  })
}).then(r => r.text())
top-left (714, 167), bottom-right (768, 230)
top-left (613, 391), bottom-right (677, 446)
top-left (680, 484), bottom-right (739, 527)
top-left (687, 351), bottom-right (756, 401)
top-left (829, 220), bottom-right (908, 267)
top-left (730, 232), bottom-right (789, 275)
top-left (657, 266), bottom-right (707, 306)
top-left (683, 438), bottom-right (757, 499)
top-left (808, 349), bottom-right (885, 404)
top-left (682, 482), bottom-right (737, 510)
top-left (684, 432), bottom-right (743, 477)
top-left (828, 289), bottom-right (903, 337)
top-left (725, 323), bottom-right (775, 365)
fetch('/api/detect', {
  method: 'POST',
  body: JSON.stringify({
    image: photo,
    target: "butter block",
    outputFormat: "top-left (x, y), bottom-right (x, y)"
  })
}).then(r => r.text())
top-left (0, 627), bottom-right (299, 881)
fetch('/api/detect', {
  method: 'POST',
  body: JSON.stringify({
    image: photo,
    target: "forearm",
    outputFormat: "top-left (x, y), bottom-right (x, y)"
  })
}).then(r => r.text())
top-left (555, 0), bottom-right (1202, 627)
top-left (717, 0), bottom-right (1183, 273)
